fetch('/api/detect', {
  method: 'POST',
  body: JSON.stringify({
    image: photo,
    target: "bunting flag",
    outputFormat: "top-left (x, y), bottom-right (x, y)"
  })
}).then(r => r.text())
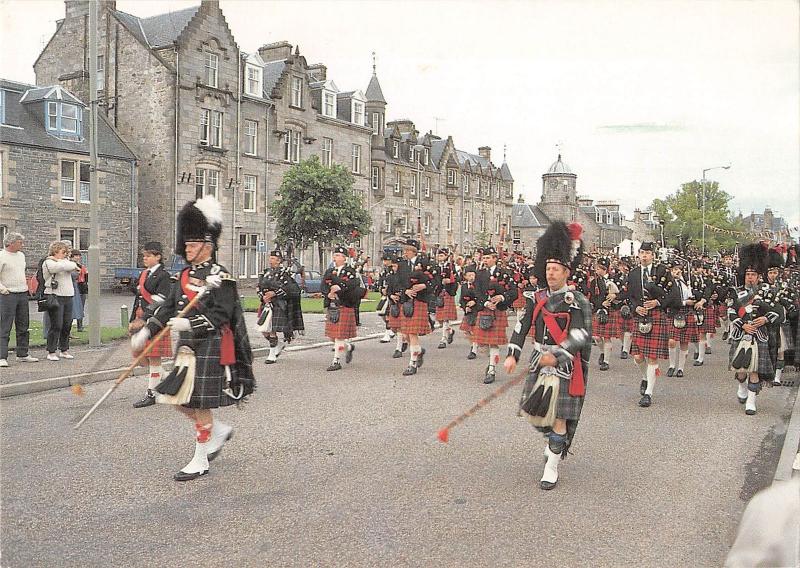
top-left (703, 223), bottom-right (798, 240)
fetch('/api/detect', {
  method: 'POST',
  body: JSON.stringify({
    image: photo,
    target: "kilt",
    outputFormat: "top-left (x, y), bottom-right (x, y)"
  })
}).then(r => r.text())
top-left (387, 308), bottom-right (402, 331)
top-left (606, 309), bottom-right (623, 339)
top-left (176, 331), bottom-right (237, 409)
top-left (729, 337), bottom-right (773, 376)
top-left (699, 306), bottom-right (718, 333)
top-left (135, 331), bottom-right (173, 359)
top-left (325, 306), bottom-right (358, 340)
top-left (780, 324), bottom-right (795, 352)
top-left (522, 369), bottom-right (584, 422)
top-left (435, 293), bottom-right (458, 322)
top-left (631, 310), bottom-right (670, 360)
top-left (400, 300), bottom-right (432, 336)
top-left (668, 308), bottom-right (700, 344)
top-left (473, 309), bottom-right (509, 346)
top-left (460, 311), bottom-right (474, 334)
top-left (620, 312), bottom-right (636, 334)
top-left (592, 311), bottom-right (617, 340)
top-left (261, 298), bottom-right (292, 334)
top-left (716, 304), bottom-right (728, 322)
top-left (512, 294), bottom-right (527, 309)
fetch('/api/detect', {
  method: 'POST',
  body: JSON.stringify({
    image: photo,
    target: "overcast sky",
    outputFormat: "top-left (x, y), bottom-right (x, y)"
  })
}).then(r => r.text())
top-left (2, 0), bottom-right (798, 232)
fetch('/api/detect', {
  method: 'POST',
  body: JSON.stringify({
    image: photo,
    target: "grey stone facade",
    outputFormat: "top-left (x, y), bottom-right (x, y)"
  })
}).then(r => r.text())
top-left (0, 79), bottom-right (137, 288)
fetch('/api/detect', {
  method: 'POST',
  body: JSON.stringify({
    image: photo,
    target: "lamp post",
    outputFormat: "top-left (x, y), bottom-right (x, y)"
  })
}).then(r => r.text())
top-left (414, 143), bottom-right (425, 243)
top-left (701, 164), bottom-right (731, 254)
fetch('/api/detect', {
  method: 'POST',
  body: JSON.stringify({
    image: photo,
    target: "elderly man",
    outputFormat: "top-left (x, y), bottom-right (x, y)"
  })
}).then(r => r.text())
top-left (0, 233), bottom-right (39, 367)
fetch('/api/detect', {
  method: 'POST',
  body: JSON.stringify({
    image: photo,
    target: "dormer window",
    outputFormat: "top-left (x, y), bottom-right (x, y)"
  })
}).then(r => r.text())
top-left (392, 141), bottom-right (399, 159)
top-left (204, 51), bottom-right (219, 88)
top-left (291, 77), bottom-right (303, 107)
top-left (352, 101), bottom-right (364, 126)
top-left (447, 169), bottom-right (456, 185)
top-left (423, 147), bottom-right (429, 165)
top-left (245, 64), bottom-right (262, 97)
top-left (323, 91), bottom-right (336, 117)
top-left (47, 101), bottom-right (81, 135)
top-left (408, 146), bottom-right (415, 163)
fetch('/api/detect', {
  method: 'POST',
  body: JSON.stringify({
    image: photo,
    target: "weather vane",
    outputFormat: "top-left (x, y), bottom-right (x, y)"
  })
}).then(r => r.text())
top-left (372, 51), bottom-right (376, 74)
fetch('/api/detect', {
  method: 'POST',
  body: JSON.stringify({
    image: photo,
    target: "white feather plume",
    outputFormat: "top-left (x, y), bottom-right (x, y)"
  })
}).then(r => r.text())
top-left (194, 196), bottom-right (223, 226)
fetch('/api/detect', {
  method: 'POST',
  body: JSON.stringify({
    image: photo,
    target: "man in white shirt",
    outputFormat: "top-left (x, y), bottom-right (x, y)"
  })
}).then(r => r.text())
top-left (0, 233), bottom-right (39, 367)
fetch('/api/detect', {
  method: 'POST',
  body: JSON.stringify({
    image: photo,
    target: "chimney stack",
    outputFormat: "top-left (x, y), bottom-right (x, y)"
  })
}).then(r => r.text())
top-left (478, 146), bottom-right (491, 162)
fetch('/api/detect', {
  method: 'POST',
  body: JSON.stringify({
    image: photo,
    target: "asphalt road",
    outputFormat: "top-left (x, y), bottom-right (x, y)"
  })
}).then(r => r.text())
top-left (1, 330), bottom-right (796, 567)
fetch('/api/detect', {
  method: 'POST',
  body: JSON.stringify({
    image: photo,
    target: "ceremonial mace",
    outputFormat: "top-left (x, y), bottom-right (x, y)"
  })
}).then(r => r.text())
top-left (73, 288), bottom-right (208, 430)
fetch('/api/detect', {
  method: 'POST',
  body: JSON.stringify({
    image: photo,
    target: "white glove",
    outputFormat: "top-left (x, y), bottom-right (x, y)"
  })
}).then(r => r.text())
top-left (205, 274), bottom-right (222, 289)
top-left (131, 327), bottom-right (150, 352)
top-left (151, 294), bottom-right (166, 304)
top-left (168, 317), bottom-right (192, 332)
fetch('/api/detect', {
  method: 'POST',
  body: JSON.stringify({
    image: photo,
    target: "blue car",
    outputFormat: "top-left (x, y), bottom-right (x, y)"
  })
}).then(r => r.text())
top-left (295, 270), bottom-right (322, 294)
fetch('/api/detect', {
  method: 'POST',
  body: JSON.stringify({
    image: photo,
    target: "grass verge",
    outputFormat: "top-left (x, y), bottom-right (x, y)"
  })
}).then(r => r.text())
top-left (9, 321), bottom-right (129, 349)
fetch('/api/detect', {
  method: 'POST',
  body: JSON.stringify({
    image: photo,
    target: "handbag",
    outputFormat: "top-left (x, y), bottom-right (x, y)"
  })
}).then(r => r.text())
top-left (673, 312), bottom-right (686, 329)
top-left (520, 369), bottom-right (559, 429)
top-left (478, 311), bottom-right (495, 331)
top-left (36, 274), bottom-right (59, 313)
top-left (402, 300), bottom-right (415, 317)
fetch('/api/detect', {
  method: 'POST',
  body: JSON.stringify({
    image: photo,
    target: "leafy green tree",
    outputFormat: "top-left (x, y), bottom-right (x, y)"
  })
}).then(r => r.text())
top-left (270, 156), bottom-right (371, 267)
top-left (650, 180), bottom-right (747, 254)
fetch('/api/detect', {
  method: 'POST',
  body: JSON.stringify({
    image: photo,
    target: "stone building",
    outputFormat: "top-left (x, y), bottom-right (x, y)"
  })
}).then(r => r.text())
top-left (510, 195), bottom-right (550, 255)
top-left (621, 208), bottom-right (662, 244)
top-left (0, 79), bottom-right (137, 288)
top-left (518, 154), bottom-right (631, 254)
top-left (741, 207), bottom-right (788, 237)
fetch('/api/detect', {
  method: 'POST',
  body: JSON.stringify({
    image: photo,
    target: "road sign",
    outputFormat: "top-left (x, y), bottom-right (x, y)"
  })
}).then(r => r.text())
top-left (256, 240), bottom-right (267, 253)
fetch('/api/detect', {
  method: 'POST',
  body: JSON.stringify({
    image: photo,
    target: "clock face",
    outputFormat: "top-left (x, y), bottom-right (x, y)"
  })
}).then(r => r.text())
top-left (550, 180), bottom-right (558, 189)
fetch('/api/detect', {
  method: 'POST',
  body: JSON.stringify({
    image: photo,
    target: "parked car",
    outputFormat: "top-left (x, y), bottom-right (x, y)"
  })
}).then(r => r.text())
top-left (114, 256), bottom-right (188, 287)
top-left (295, 270), bottom-right (322, 294)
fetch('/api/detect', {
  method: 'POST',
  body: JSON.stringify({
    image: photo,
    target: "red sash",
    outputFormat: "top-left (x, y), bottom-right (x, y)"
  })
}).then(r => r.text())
top-left (138, 269), bottom-right (153, 304)
top-left (531, 295), bottom-right (586, 397)
top-left (180, 268), bottom-right (236, 366)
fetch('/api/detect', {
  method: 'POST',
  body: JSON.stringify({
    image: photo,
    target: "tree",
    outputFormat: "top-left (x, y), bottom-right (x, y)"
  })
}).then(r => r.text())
top-left (270, 156), bottom-right (371, 268)
top-left (650, 180), bottom-right (748, 254)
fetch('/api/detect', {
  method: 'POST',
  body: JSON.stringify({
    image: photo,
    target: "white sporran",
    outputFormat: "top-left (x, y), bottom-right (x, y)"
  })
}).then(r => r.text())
top-left (155, 345), bottom-right (196, 405)
top-left (257, 303), bottom-right (273, 334)
top-left (520, 368), bottom-right (559, 429)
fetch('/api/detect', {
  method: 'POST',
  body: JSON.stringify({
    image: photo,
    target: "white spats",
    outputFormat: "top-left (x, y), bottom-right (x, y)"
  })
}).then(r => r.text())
top-left (381, 330), bottom-right (393, 343)
top-left (696, 336), bottom-right (706, 363)
top-left (678, 349), bottom-right (688, 371)
top-left (489, 347), bottom-right (500, 366)
top-left (745, 389), bottom-right (757, 415)
top-left (333, 339), bottom-right (346, 363)
top-left (645, 364), bottom-right (657, 396)
top-left (541, 445), bottom-right (560, 487)
top-left (669, 346), bottom-right (678, 369)
top-left (622, 333), bottom-right (632, 354)
top-left (180, 441), bottom-right (209, 476)
top-left (774, 367), bottom-right (783, 385)
top-left (206, 421), bottom-right (233, 460)
top-left (737, 382), bottom-right (748, 402)
top-left (603, 341), bottom-right (612, 362)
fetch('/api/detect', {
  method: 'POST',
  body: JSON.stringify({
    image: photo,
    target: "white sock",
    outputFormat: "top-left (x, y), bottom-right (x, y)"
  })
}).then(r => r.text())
top-left (623, 333), bottom-right (632, 353)
top-left (775, 367), bottom-right (783, 382)
top-left (148, 362), bottom-right (162, 390)
top-left (668, 346), bottom-right (678, 368)
top-left (396, 335), bottom-right (404, 350)
top-left (333, 339), bottom-right (346, 363)
top-left (697, 337), bottom-right (705, 363)
top-left (603, 341), bottom-right (612, 362)
top-left (471, 342), bottom-right (478, 354)
top-left (645, 364), bottom-right (657, 396)
top-left (410, 346), bottom-right (421, 365)
top-left (678, 349), bottom-right (688, 371)
top-left (442, 324), bottom-right (449, 341)
top-left (489, 347), bottom-right (500, 367)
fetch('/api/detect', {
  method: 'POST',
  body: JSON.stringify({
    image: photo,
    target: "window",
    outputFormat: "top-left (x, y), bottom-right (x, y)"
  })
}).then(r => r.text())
top-left (394, 172), bottom-right (401, 194)
top-left (513, 229), bottom-right (521, 244)
top-left (462, 175), bottom-right (469, 195)
top-left (195, 168), bottom-right (218, 199)
top-left (204, 51), bottom-right (219, 88)
top-left (291, 77), bottom-right (303, 107)
top-left (371, 112), bottom-right (380, 135)
top-left (60, 160), bottom-right (89, 203)
top-left (322, 137), bottom-right (333, 166)
top-left (447, 208), bottom-right (453, 231)
top-left (47, 102), bottom-right (80, 135)
top-left (95, 55), bottom-right (105, 88)
top-left (47, 101), bottom-right (58, 129)
top-left (447, 169), bottom-right (456, 185)
top-left (596, 211), bottom-right (602, 224)
top-left (463, 210), bottom-right (471, 233)
top-left (0, 226), bottom-right (6, 247)
top-left (243, 174), bottom-right (256, 212)
top-left (392, 141), bottom-right (399, 159)
top-left (244, 120), bottom-right (257, 155)
top-left (424, 176), bottom-right (431, 198)
top-left (284, 129), bottom-right (301, 163)
top-left (479, 212), bottom-right (486, 232)
top-left (0, 90), bottom-right (5, 124)
top-left (238, 234), bottom-right (259, 278)
top-left (384, 211), bottom-right (392, 233)
top-left (495, 184), bottom-right (500, 199)
top-left (351, 144), bottom-right (361, 174)
top-left (495, 214), bottom-right (501, 234)
top-left (245, 64), bottom-right (262, 96)
top-left (200, 109), bottom-right (223, 148)
top-left (0, 150), bottom-right (4, 198)
top-left (60, 228), bottom-right (89, 254)
top-left (424, 147), bottom-right (429, 166)
top-left (424, 213), bottom-right (432, 235)
top-left (403, 213), bottom-right (409, 233)
top-left (408, 146), bottom-right (415, 163)
top-left (371, 166), bottom-right (380, 190)
top-left (410, 175), bottom-right (417, 196)
top-left (352, 101), bottom-right (364, 126)
top-left (323, 91), bottom-right (336, 117)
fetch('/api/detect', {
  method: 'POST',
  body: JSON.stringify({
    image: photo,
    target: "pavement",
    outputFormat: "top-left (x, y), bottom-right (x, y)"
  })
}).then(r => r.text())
top-left (1, 324), bottom-right (797, 567)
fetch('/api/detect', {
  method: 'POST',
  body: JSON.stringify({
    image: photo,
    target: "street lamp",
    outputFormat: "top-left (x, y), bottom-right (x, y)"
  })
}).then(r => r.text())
top-left (701, 164), bottom-right (731, 254)
top-left (413, 143), bottom-right (425, 242)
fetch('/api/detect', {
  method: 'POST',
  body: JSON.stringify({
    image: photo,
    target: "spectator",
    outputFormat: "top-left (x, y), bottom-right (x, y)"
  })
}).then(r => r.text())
top-left (0, 233), bottom-right (39, 368)
top-left (42, 241), bottom-right (78, 361)
top-left (68, 250), bottom-right (85, 334)
top-left (71, 250), bottom-right (88, 332)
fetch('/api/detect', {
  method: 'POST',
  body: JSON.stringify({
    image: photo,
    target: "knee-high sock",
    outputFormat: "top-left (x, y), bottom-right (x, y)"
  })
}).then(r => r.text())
top-left (396, 334), bottom-right (404, 350)
top-left (333, 339), bottom-right (346, 362)
top-left (697, 335), bottom-right (706, 363)
top-left (471, 342), bottom-right (478, 354)
top-left (678, 348), bottom-right (688, 371)
top-left (441, 323), bottom-right (450, 340)
top-left (668, 346), bottom-right (678, 368)
top-left (636, 358), bottom-right (648, 379)
top-left (603, 341), bottom-right (612, 362)
top-left (410, 345), bottom-right (421, 365)
top-left (623, 332), bottom-right (632, 353)
top-left (148, 360), bottom-right (163, 390)
top-left (489, 347), bottom-right (500, 368)
top-left (645, 364), bottom-right (658, 396)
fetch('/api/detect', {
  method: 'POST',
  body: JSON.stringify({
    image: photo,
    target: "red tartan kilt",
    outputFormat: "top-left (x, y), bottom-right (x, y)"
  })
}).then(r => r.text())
top-left (435, 293), bottom-right (458, 321)
top-left (621, 312), bottom-right (636, 333)
top-left (400, 300), bottom-right (431, 336)
top-left (716, 304), bottom-right (728, 321)
top-left (325, 306), bottom-right (358, 340)
top-left (134, 331), bottom-right (173, 359)
top-left (631, 310), bottom-right (669, 360)
top-left (593, 311), bottom-right (619, 340)
top-left (668, 309), bottom-right (700, 344)
top-left (512, 293), bottom-right (527, 309)
top-left (699, 306), bottom-right (718, 333)
top-left (473, 309), bottom-right (508, 346)
top-left (460, 312), bottom-right (474, 334)
top-left (387, 311), bottom-right (402, 331)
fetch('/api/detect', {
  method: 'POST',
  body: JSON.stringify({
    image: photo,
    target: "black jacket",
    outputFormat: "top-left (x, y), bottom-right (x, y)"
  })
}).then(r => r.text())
top-left (131, 265), bottom-right (173, 323)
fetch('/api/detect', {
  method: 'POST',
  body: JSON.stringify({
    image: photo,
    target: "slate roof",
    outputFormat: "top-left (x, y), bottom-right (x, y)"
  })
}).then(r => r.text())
top-left (0, 79), bottom-right (136, 161)
top-left (263, 60), bottom-right (287, 97)
top-left (512, 203), bottom-right (551, 228)
top-left (114, 6), bottom-right (200, 49)
top-left (499, 162), bottom-right (513, 181)
top-left (580, 205), bottom-right (625, 228)
top-left (430, 139), bottom-right (447, 165)
top-left (546, 154), bottom-right (573, 175)
top-left (365, 73), bottom-right (386, 103)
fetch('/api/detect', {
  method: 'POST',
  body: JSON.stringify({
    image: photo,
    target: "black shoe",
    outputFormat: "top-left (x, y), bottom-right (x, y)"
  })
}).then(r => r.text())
top-left (265, 358), bottom-right (276, 365)
top-left (693, 360), bottom-right (703, 367)
top-left (402, 365), bottom-right (417, 376)
top-left (599, 362), bottom-right (609, 371)
top-left (676, 369), bottom-right (684, 378)
top-left (417, 348), bottom-right (425, 368)
top-left (621, 351), bottom-right (629, 360)
top-left (483, 368), bottom-right (496, 384)
top-left (173, 469), bottom-right (208, 482)
top-left (392, 350), bottom-right (402, 359)
top-left (540, 479), bottom-right (557, 490)
top-left (345, 344), bottom-right (355, 364)
top-left (640, 380), bottom-right (648, 396)
top-left (327, 362), bottom-right (342, 371)
top-left (745, 407), bottom-right (756, 416)
top-left (667, 367), bottom-right (675, 377)
top-left (638, 394), bottom-right (652, 408)
top-left (401, 342), bottom-right (409, 353)
top-left (438, 341), bottom-right (447, 349)
top-left (705, 346), bottom-right (711, 355)
top-left (467, 351), bottom-right (477, 360)
top-left (722, 331), bottom-right (729, 340)
top-left (447, 329), bottom-right (455, 344)
top-left (693, 351), bottom-right (699, 360)
top-left (598, 353), bottom-right (605, 365)
top-left (133, 391), bottom-right (156, 408)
